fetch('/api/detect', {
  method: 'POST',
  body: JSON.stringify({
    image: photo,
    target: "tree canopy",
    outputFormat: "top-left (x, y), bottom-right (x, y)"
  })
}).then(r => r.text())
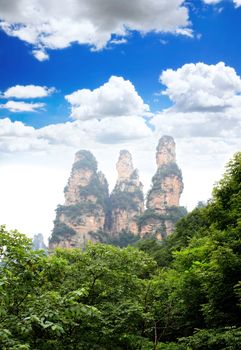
top-left (1, 152), bottom-right (241, 349)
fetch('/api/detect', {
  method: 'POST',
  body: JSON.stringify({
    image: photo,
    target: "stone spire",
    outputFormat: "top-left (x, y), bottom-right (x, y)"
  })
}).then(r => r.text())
top-left (109, 150), bottom-right (144, 235)
top-left (139, 136), bottom-right (186, 239)
top-left (49, 150), bottom-right (109, 249)
top-left (156, 135), bottom-right (176, 167)
top-left (116, 150), bottom-right (135, 182)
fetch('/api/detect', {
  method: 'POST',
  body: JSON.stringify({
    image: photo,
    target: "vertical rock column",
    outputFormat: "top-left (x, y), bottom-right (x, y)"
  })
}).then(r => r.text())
top-left (49, 150), bottom-right (109, 249)
top-left (139, 136), bottom-right (185, 238)
top-left (109, 150), bottom-right (144, 236)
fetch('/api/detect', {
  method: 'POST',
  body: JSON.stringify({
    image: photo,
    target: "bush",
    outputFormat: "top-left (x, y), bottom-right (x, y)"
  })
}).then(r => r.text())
top-left (110, 189), bottom-right (143, 211)
top-left (151, 162), bottom-right (182, 191)
top-left (73, 150), bottom-right (98, 172)
top-left (50, 222), bottom-right (76, 243)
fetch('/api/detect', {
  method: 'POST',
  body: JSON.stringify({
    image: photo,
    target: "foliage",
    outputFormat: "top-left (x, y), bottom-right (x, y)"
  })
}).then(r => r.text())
top-left (110, 189), bottom-right (143, 211)
top-left (137, 207), bottom-right (187, 231)
top-left (109, 230), bottom-right (141, 247)
top-left (180, 327), bottom-right (241, 349)
top-left (72, 150), bottom-right (98, 172)
top-left (2, 152), bottom-right (241, 348)
top-left (79, 175), bottom-right (109, 208)
top-left (50, 221), bottom-right (76, 243)
top-left (56, 202), bottom-right (100, 218)
top-left (151, 163), bottom-right (182, 191)
top-left (0, 231), bottom-right (157, 349)
top-left (89, 230), bottom-right (140, 248)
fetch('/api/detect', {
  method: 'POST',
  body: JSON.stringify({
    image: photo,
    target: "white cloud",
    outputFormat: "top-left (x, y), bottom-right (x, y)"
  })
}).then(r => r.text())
top-left (160, 62), bottom-right (241, 112)
top-left (109, 38), bottom-right (127, 45)
top-left (0, 118), bottom-right (34, 136)
top-left (0, 101), bottom-right (45, 112)
top-left (0, 76), bottom-right (151, 153)
top-left (2, 85), bottom-right (55, 99)
top-left (0, 0), bottom-right (191, 60)
top-left (0, 118), bottom-right (48, 153)
top-left (93, 116), bottom-right (152, 143)
top-left (32, 50), bottom-right (49, 61)
top-left (202, 0), bottom-right (222, 4)
top-left (151, 110), bottom-right (241, 139)
top-left (65, 76), bottom-right (150, 120)
top-left (203, 0), bottom-right (241, 6)
top-left (152, 62), bottom-right (241, 143)
top-left (234, 0), bottom-right (241, 6)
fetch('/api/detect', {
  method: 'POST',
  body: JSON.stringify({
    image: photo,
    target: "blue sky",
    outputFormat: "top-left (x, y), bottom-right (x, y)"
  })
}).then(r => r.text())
top-left (0, 0), bottom-right (241, 239)
top-left (0, 0), bottom-right (240, 127)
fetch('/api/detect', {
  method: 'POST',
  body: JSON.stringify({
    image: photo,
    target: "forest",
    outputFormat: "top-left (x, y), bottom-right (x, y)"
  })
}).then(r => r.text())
top-left (1, 153), bottom-right (241, 349)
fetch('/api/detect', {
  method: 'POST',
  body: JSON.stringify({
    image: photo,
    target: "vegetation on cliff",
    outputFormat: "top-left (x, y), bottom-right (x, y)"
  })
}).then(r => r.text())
top-left (110, 188), bottom-right (144, 211)
top-left (137, 206), bottom-right (187, 230)
top-left (151, 162), bottom-right (182, 190)
top-left (72, 150), bottom-right (98, 172)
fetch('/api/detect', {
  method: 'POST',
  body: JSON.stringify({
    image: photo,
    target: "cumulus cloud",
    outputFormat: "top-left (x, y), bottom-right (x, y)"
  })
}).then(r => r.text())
top-left (65, 76), bottom-right (150, 120)
top-left (0, 118), bottom-right (35, 136)
top-left (0, 0), bottom-right (191, 60)
top-left (151, 62), bottom-right (241, 145)
top-left (160, 62), bottom-right (241, 112)
top-left (0, 101), bottom-right (45, 112)
top-left (0, 118), bottom-right (48, 153)
top-left (2, 85), bottom-right (55, 99)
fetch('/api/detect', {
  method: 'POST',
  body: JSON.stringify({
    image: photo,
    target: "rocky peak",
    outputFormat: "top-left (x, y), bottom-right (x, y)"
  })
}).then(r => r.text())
top-left (50, 150), bottom-right (109, 249)
top-left (32, 233), bottom-right (47, 252)
top-left (109, 150), bottom-right (144, 235)
top-left (156, 135), bottom-right (176, 167)
top-left (65, 150), bottom-right (98, 205)
top-left (116, 150), bottom-right (135, 182)
top-left (139, 136), bottom-right (186, 239)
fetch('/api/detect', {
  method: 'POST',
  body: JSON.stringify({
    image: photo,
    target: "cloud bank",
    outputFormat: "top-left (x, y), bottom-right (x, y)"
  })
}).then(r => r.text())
top-left (1, 63), bottom-right (241, 152)
top-left (0, 0), bottom-right (191, 60)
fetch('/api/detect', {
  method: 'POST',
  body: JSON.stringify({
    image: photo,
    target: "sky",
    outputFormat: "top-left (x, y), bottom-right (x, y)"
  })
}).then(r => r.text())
top-left (0, 0), bottom-right (241, 242)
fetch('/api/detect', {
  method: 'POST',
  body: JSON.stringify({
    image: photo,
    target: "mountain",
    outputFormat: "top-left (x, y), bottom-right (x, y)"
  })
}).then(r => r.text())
top-left (49, 136), bottom-right (186, 248)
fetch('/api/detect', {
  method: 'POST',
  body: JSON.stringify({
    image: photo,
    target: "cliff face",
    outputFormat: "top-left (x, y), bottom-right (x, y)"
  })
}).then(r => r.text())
top-left (139, 136), bottom-right (185, 239)
top-left (49, 150), bottom-right (109, 249)
top-left (109, 150), bottom-right (144, 235)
